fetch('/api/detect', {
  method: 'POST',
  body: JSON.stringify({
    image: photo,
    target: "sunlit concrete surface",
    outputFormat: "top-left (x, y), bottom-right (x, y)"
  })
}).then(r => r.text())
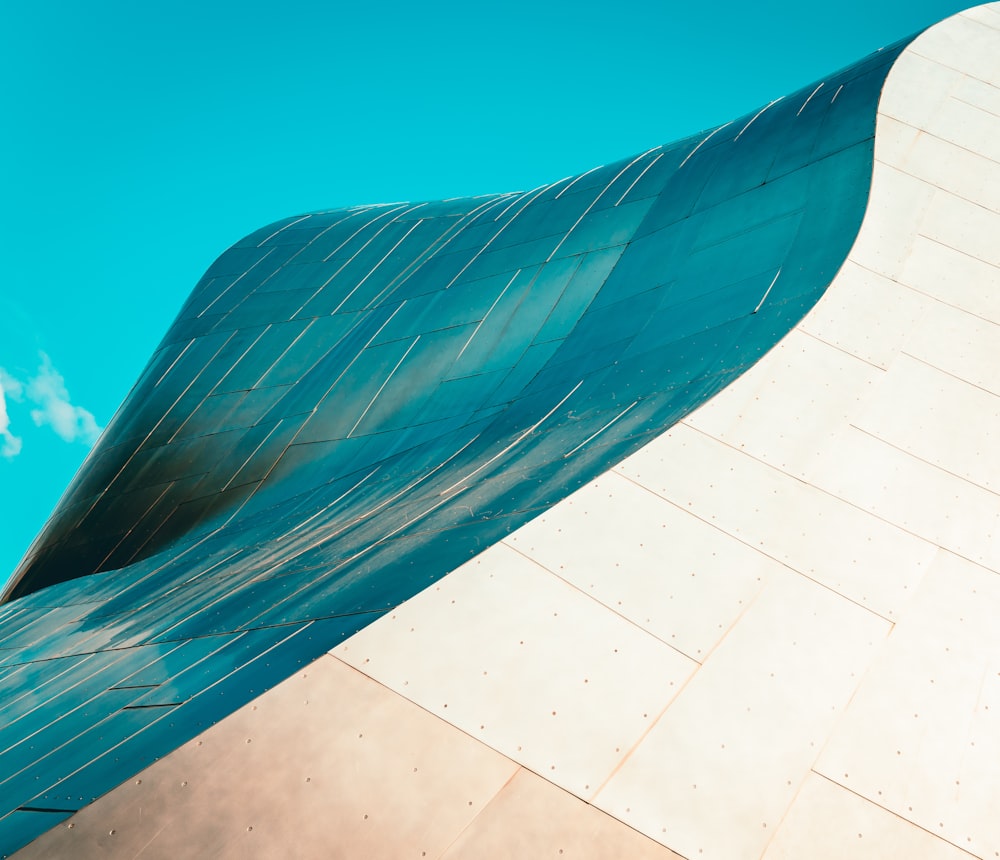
top-left (5, 3), bottom-right (1000, 858)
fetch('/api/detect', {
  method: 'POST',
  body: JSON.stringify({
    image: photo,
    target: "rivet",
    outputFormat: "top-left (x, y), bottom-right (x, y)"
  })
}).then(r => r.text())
top-left (109, 830), bottom-right (116, 836)
top-left (135, 779), bottom-right (142, 785)
top-left (66, 823), bottom-right (75, 830)
top-left (247, 826), bottom-right (253, 832)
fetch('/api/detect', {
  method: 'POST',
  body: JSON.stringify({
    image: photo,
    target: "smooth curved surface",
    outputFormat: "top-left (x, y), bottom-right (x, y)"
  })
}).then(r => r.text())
top-left (5, 40), bottom-right (902, 604)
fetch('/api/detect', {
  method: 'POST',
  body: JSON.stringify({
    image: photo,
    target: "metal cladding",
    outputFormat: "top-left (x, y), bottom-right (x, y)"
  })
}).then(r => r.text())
top-left (0, 28), bottom-right (929, 858)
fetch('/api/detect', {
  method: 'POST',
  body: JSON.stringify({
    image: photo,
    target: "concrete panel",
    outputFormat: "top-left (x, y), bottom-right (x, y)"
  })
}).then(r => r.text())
top-left (914, 78), bottom-right (1000, 164)
top-left (441, 768), bottom-right (683, 860)
top-left (855, 352), bottom-right (1000, 493)
top-left (910, 12), bottom-right (1000, 87)
top-left (685, 329), bottom-right (883, 478)
top-left (903, 299), bottom-right (1000, 395)
top-left (840, 164), bottom-right (934, 280)
top-left (15, 656), bottom-right (518, 859)
top-left (920, 187), bottom-right (1000, 270)
top-left (506, 471), bottom-right (776, 661)
top-left (336, 542), bottom-right (697, 799)
top-left (762, 773), bottom-right (972, 860)
top-left (900, 234), bottom-right (1000, 323)
top-left (617, 423), bottom-right (937, 620)
top-left (798, 260), bottom-right (933, 369)
top-left (878, 50), bottom-right (962, 132)
top-left (815, 550), bottom-right (1000, 859)
top-left (805, 423), bottom-right (1000, 573)
top-left (593, 570), bottom-right (889, 860)
top-left (876, 115), bottom-right (1000, 213)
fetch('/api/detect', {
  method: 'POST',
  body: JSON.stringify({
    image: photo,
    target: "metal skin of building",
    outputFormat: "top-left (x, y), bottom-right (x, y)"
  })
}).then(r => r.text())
top-left (2, 3), bottom-right (1000, 857)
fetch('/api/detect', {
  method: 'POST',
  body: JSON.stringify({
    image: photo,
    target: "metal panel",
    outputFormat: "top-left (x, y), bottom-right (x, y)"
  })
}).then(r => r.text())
top-left (507, 470), bottom-right (777, 661)
top-left (593, 570), bottom-right (889, 860)
top-left (814, 550), bottom-right (1000, 859)
top-left (920, 187), bottom-right (1000, 270)
top-left (907, 11), bottom-right (1000, 86)
top-left (854, 353), bottom-right (1000, 493)
top-left (15, 655), bottom-right (519, 860)
top-left (902, 299), bottom-right (1000, 395)
top-left (798, 260), bottom-right (933, 370)
top-left (878, 115), bottom-right (1000, 213)
top-left (441, 768), bottom-right (683, 860)
top-left (617, 423), bottom-right (937, 620)
top-left (805, 424), bottom-right (1000, 574)
top-left (762, 772), bottom-right (971, 860)
top-left (336, 542), bottom-right (697, 800)
top-left (844, 165), bottom-right (934, 281)
top-left (899, 233), bottom-right (1000, 323)
top-left (684, 328), bottom-right (883, 479)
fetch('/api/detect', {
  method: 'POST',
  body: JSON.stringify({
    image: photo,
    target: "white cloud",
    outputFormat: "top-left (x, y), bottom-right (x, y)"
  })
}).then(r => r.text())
top-left (26, 353), bottom-right (103, 446)
top-left (0, 370), bottom-right (23, 458)
top-left (0, 354), bottom-right (103, 456)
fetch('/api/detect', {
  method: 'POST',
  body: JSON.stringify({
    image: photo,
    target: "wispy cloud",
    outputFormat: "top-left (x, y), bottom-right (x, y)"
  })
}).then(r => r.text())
top-left (27, 354), bottom-right (102, 445)
top-left (0, 354), bottom-right (103, 457)
top-left (0, 369), bottom-right (23, 458)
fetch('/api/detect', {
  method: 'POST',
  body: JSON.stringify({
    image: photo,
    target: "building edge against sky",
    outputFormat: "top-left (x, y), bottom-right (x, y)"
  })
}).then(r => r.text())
top-left (3, 3), bottom-right (1000, 857)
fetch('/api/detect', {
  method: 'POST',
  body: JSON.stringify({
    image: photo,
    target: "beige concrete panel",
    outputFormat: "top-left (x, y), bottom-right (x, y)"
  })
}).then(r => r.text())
top-left (900, 234), bottom-right (1000, 323)
top-left (910, 11), bottom-right (1000, 88)
top-left (762, 772), bottom-right (973, 860)
top-left (954, 69), bottom-right (1000, 136)
top-left (594, 570), bottom-right (889, 860)
top-left (506, 470), bottom-right (775, 661)
top-left (920, 186), bottom-right (1000, 270)
top-left (877, 50), bottom-right (963, 133)
top-left (336, 543), bottom-right (697, 799)
top-left (815, 550), bottom-right (1000, 858)
top-left (16, 655), bottom-right (518, 860)
top-left (805, 424), bottom-right (1000, 573)
top-left (841, 165), bottom-right (935, 280)
top-left (876, 115), bottom-right (1000, 214)
top-left (441, 768), bottom-right (683, 860)
top-left (854, 353), bottom-right (1000, 493)
top-left (911, 79), bottom-right (1000, 164)
top-left (963, 2), bottom-right (1000, 31)
top-left (685, 329), bottom-right (883, 478)
top-left (903, 299), bottom-right (1000, 395)
top-left (798, 260), bottom-right (933, 369)
top-left (617, 424), bottom-right (937, 619)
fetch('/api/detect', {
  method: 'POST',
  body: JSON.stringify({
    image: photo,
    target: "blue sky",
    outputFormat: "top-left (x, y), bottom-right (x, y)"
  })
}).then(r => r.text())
top-left (0, 0), bottom-right (974, 586)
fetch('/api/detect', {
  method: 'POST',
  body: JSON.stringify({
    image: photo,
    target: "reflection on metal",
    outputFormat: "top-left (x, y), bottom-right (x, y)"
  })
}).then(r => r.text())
top-left (3, 3), bottom-right (1000, 857)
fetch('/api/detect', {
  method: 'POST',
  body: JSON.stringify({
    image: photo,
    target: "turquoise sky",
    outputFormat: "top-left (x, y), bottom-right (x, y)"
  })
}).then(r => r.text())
top-left (0, 0), bottom-right (975, 587)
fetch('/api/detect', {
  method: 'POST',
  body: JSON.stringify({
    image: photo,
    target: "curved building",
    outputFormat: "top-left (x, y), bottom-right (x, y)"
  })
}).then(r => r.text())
top-left (3, 4), bottom-right (1000, 856)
